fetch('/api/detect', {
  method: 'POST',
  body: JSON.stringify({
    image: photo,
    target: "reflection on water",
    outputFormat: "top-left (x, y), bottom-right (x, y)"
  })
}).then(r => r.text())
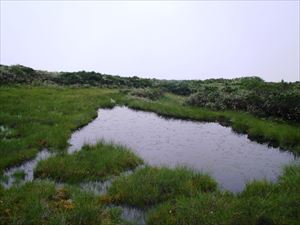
top-left (79, 165), bottom-right (144, 195)
top-left (120, 206), bottom-right (146, 225)
top-left (69, 106), bottom-right (298, 192)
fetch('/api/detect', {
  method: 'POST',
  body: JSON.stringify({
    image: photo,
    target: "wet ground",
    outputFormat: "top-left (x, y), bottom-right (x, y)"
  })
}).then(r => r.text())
top-left (2, 149), bottom-right (52, 188)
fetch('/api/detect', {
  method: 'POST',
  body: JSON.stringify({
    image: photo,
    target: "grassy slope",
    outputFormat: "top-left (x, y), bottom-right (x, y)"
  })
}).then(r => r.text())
top-left (0, 86), bottom-right (123, 172)
top-left (35, 143), bottom-right (143, 183)
top-left (0, 181), bottom-right (123, 225)
top-left (123, 94), bottom-right (300, 153)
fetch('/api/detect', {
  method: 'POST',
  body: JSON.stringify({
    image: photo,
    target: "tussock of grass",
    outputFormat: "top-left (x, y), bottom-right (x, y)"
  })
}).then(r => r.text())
top-left (146, 164), bottom-right (300, 225)
top-left (103, 166), bottom-right (217, 208)
top-left (34, 142), bottom-right (143, 183)
top-left (0, 181), bottom-right (123, 225)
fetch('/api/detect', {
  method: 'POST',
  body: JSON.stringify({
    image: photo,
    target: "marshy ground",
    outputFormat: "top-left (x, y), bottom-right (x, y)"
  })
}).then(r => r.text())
top-left (0, 86), bottom-right (299, 225)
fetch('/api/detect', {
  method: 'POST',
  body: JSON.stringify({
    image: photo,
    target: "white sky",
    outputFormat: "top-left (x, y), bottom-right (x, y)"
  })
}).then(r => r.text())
top-left (0, 1), bottom-right (299, 81)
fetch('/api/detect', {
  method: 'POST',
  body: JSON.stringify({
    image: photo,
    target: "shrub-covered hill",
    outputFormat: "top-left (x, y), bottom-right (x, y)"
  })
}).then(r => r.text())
top-left (186, 77), bottom-right (300, 121)
top-left (1, 64), bottom-right (299, 121)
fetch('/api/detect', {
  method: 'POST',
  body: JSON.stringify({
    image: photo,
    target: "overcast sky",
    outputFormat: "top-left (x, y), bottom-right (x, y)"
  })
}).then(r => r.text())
top-left (0, 1), bottom-right (299, 81)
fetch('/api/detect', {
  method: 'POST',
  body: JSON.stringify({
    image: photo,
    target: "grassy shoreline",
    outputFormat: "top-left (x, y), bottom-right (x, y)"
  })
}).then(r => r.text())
top-left (123, 94), bottom-right (300, 154)
top-left (0, 86), bottom-right (123, 172)
top-left (146, 164), bottom-right (300, 225)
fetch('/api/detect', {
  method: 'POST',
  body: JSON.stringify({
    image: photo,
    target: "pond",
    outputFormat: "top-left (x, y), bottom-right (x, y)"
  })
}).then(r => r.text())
top-left (68, 106), bottom-right (297, 192)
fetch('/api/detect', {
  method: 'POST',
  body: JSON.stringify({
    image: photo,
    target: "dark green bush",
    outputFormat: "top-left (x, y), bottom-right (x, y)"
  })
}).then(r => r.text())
top-left (130, 88), bottom-right (164, 100)
top-left (186, 77), bottom-right (300, 121)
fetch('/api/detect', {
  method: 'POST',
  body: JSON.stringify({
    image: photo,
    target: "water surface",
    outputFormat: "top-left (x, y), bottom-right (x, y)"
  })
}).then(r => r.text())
top-left (2, 149), bottom-right (52, 188)
top-left (69, 106), bottom-right (297, 192)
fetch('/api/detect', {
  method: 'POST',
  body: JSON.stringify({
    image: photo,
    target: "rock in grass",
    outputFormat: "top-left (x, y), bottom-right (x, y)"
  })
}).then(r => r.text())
top-left (34, 142), bottom-right (143, 183)
top-left (104, 166), bottom-right (217, 207)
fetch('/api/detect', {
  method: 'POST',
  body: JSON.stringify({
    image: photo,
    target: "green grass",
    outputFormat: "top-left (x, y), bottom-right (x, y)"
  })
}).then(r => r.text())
top-left (124, 94), bottom-right (300, 153)
top-left (147, 192), bottom-right (236, 225)
top-left (231, 165), bottom-right (300, 225)
top-left (146, 164), bottom-right (300, 225)
top-left (0, 174), bottom-right (8, 184)
top-left (0, 180), bottom-right (124, 225)
top-left (103, 167), bottom-right (217, 208)
top-left (12, 170), bottom-right (26, 181)
top-left (34, 142), bottom-right (143, 183)
top-left (0, 86), bottom-right (123, 172)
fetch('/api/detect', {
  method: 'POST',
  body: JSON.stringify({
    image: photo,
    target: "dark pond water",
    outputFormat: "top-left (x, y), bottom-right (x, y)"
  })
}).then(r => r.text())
top-left (68, 106), bottom-right (298, 192)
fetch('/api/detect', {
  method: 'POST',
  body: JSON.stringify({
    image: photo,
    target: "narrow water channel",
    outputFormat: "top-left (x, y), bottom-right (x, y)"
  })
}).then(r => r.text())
top-left (2, 149), bottom-right (52, 188)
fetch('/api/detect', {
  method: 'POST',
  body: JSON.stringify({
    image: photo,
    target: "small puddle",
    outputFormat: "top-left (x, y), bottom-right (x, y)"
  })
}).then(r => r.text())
top-left (2, 149), bottom-right (52, 188)
top-left (105, 205), bottom-right (146, 225)
top-left (79, 166), bottom-right (141, 195)
top-left (68, 106), bottom-right (298, 192)
top-left (120, 206), bottom-right (146, 225)
top-left (80, 168), bottom-right (137, 195)
top-left (79, 166), bottom-right (146, 224)
top-left (80, 180), bottom-right (112, 195)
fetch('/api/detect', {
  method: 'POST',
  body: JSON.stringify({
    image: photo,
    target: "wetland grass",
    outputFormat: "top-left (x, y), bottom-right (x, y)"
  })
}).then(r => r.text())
top-left (34, 142), bottom-right (143, 183)
top-left (0, 181), bottom-right (124, 225)
top-left (103, 167), bottom-right (217, 208)
top-left (12, 170), bottom-right (26, 181)
top-left (0, 86), bottom-right (122, 172)
top-left (146, 164), bottom-right (300, 225)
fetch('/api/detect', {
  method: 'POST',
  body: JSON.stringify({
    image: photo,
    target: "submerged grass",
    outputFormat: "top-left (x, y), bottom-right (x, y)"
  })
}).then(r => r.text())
top-left (0, 180), bottom-right (124, 225)
top-left (12, 170), bottom-right (26, 181)
top-left (146, 164), bottom-right (300, 225)
top-left (124, 94), bottom-right (300, 153)
top-left (0, 86), bottom-right (122, 172)
top-left (103, 167), bottom-right (217, 208)
top-left (34, 142), bottom-right (143, 183)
